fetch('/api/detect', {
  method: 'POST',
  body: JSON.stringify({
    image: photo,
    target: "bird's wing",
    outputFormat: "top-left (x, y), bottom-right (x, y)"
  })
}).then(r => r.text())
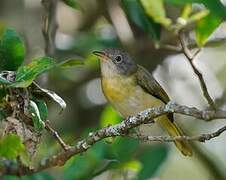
top-left (136, 65), bottom-right (173, 121)
top-left (136, 65), bottom-right (170, 103)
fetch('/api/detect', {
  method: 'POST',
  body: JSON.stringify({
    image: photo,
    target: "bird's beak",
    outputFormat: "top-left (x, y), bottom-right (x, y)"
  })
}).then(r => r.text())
top-left (93, 51), bottom-right (108, 61)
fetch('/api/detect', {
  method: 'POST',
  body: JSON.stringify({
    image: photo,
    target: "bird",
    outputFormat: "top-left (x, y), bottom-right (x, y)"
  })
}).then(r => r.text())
top-left (93, 49), bottom-right (192, 156)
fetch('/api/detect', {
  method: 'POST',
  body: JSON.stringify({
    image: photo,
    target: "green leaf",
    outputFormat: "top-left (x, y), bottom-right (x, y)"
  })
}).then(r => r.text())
top-left (122, 0), bottom-right (161, 41)
top-left (165, 0), bottom-right (200, 5)
top-left (0, 28), bottom-right (25, 71)
top-left (0, 134), bottom-right (25, 159)
top-left (61, 0), bottom-right (81, 10)
top-left (137, 145), bottom-right (168, 179)
top-left (112, 137), bottom-right (139, 162)
top-left (33, 98), bottom-right (48, 121)
top-left (58, 59), bottom-right (84, 68)
top-left (4, 172), bottom-right (54, 180)
top-left (119, 160), bottom-right (142, 172)
top-left (32, 82), bottom-right (66, 112)
top-left (27, 100), bottom-right (45, 131)
top-left (2, 176), bottom-right (18, 180)
top-left (9, 57), bottom-right (83, 88)
top-left (11, 57), bottom-right (56, 88)
top-left (93, 159), bottom-right (119, 177)
top-left (15, 57), bottom-right (55, 82)
top-left (140, 0), bottom-right (171, 27)
top-left (195, 13), bottom-right (222, 46)
top-left (100, 105), bottom-right (122, 128)
top-left (23, 173), bottom-right (54, 180)
top-left (165, 0), bottom-right (226, 20)
top-left (64, 141), bottom-right (109, 179)
top-left (202, 0), bottom-right (226, 20)
top-left (180, 4), bottom-right (192, 19)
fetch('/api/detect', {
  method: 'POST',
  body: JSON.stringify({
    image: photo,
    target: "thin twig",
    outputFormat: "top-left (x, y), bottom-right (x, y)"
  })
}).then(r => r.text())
top-left (41, 0), bottom-right (58, 57)
top-left (45, 120), bottom-right (71, 151)
top-left (178, 33), bottom-right (216, 110)
top-left (191, 48), bottom-right (201, 59)
top-left (158, 44), bottom-right (182, 52)
top-left (128, 124), bottom-right (226, 142)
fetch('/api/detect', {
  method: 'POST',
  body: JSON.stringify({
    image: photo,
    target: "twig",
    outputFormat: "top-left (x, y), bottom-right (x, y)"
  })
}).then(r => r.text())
top-left (2, 102), bottom-right (226, 175)
top-left (158, 44), bottom-right (182, 52)
top-left (45, 120), bottom-right (71, 151)
top-left (128, 124), bottom-right (226, 142)
top-left (178, 33), bottom-right (216, 110)
top-left (41, 0), bottom-right (58, 57)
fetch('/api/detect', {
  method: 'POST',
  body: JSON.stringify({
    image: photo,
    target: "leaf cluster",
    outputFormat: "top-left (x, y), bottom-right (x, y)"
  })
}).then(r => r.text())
top-left (0, 28), bottom-right (82, 161)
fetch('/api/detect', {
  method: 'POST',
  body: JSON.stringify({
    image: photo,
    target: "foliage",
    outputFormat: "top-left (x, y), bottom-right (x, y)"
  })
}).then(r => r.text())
top-left (165, 0), bottom-right (226, 19)
top-left (0, 28), bottom-right (25, 71)
top-left (100, 105), bottom-right (122, 128)
top-left (0, 27), bottom-right (82, 162)
top-left (3, 172), bottom-right (54, 180)
top-left (140, 0), bottom-right (171, 27)
top-left (122, 0), bottom-right (161, 42)
top-left (0, 134), bottom-right (25, 159)
top-left (64, 137), bottom-right (168, 179)
top-left (61, 0), bottom-right (81, 10)
top-left (195, 13), bottom-right (221, 46)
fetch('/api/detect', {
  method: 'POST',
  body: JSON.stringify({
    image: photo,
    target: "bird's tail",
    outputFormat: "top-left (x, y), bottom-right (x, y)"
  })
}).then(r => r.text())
top-left (157, 115), bottom-right (192, 156)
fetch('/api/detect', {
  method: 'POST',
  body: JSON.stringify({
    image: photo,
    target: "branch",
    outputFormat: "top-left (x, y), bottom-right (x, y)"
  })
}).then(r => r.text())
top-left (128, 124), bottom-right (226, 142)
top-left (41, 0), bottom-right (58, 57)
top-left (178, 33), bottom-right (216, 110)
top-left (34, 102), bottom-right (226, 172)
top-left (2, 102), bottom-right (226, 176)
top-left (45, 120), bottom-right (71, 151)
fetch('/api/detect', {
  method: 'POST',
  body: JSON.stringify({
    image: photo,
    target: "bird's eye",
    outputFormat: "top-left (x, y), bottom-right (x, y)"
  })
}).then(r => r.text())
top-left (114, 55), bottom-right (122, 63)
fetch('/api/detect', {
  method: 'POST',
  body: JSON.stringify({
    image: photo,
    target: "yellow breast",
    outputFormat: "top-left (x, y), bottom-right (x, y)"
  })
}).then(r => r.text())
top-left (101, 75), bottom-right (164, 118)
top-left (102, 75), bottom-right (135, 102)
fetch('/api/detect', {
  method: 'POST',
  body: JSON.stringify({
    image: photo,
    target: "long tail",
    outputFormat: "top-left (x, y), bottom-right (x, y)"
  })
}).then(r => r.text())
top-left (157, 115), bottom-right (192, 156)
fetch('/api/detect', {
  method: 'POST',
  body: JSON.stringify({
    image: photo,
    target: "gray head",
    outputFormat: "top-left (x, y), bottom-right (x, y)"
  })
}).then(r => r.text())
top-left (93, 49), bottom-right (137, 77)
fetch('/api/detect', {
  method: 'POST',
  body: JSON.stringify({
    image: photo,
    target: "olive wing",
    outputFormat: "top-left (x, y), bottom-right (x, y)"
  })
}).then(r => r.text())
top-left (136, 65), bottom-right (173, 121)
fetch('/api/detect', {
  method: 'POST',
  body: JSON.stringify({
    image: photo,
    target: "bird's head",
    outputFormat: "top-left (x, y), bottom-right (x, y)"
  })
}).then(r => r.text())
top-left (93, 49), bottom-right (137, 77)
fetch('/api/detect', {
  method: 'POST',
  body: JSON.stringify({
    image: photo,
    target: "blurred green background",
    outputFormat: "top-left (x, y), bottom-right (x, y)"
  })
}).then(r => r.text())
top-left (1, 0), bottom-right (226, 179)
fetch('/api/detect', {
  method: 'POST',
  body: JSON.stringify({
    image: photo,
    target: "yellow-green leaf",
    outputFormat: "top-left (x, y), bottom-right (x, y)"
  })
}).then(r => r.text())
top-left (0, 134), bottom-right (25, 159)
top-left (58, 59), bottom-right (84, 68)
top-left (195, 13), bottom-right (221, 46)
top-left (100, 105), bottom-right (122, 128)
top-left (122, 0), bottom-right (161, 41)
top-left (10, 57), bottom-right (56, 88)
top-left (10, 57), bottom-right (83, 88)
top-left (166, 0), bottom-right (226, 20)
top-left (61, 0), bottom-right (81, 10)
top-left (120, 160), bottom-right (142, 172)
top-left (140, 0), bottom-right (171, 27)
